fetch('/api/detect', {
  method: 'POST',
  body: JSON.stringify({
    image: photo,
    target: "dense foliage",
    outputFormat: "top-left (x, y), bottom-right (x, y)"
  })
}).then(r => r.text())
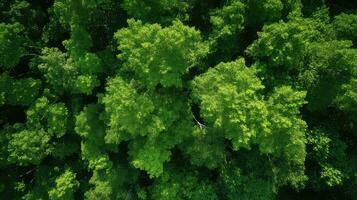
top-left (0, 0), bottom-right (356, 199)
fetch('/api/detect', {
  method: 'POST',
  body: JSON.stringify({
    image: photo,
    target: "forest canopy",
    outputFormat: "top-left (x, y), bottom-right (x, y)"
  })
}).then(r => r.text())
top-left (0, 0), bottom-right (357, 199)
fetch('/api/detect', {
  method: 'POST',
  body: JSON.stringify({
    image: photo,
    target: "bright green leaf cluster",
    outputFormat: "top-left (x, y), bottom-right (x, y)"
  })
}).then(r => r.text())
top-left (26, 96), bottom-right (68, 138)
top-left (101, 76), bottom-right (193, 177)
top-left (48, 169), bottom-right (79, 200)
top-left (8, 129), bottom-right (51, 165)
top-left (192, 59), bottom-right (269, 149)
top-left (115, 19), bottom-right (208, 88)
top-left (192, 58), bottom-right (308, 189)
top-left (38, 48), bottom-right (100, 94)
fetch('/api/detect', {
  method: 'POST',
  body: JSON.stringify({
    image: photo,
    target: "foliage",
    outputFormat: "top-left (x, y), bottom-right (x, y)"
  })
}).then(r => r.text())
top-left (1, 1), bottom-right (357, 200)
top-left (115, 19), bottom-right (208, 88)
top-left (333, 13), bottom-right (357, 45)
top-left (48, 169), bottom-right (79, 200)
top-left (150, 167), bottom-right (218, 200)
top-left (246, 0), bottom-right (283, 28)
top-left (192, 59), bottom-right (308, 189)
top-left (208, 0), bottom-right (246, 59)
top-left (335, 78), bottom-right (357, 120)
top-left (38, 47), bottom-right (100, 95)
top-left (0, 23), bottom-right (25, 70)
top-left (121, 0), bottom-right (195, 24)
top-left (7, 128), bottom-right (52, 165)
top-left (0, 74), bottom-right (40, 106)
top-left (101, 76), bottom-right (193, 177)
top-left (191, 59), bottom-right (269, 150)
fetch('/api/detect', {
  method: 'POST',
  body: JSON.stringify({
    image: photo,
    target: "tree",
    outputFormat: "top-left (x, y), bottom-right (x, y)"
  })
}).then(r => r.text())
top-left (335, 78), bottom-right (357, 122)
top-left (150, 166), bottom-right (218, 200)
top-left (191, 59), bottom-right (269, 150)
top-left (45, 0), bottom-right (104, 95)
top-left (100, 76), bottom-right (193, 177)
top-left (191, 59), bottom-right (308, 197)
top-left (0, 74), bottom-right (40, 106)
top-left (26, 96), bottom-right (68, 138)
top-left (246, 0), bottom-right (283, 28)
top-left (246, 13), bottom-right (357, 112)
top-left (333, 13), bottom-right (357, 45)
top-left (208, 0), bottom-right (246, 59)
top-left (7, 128), bottom-right (51, 165)
top-left (121, 0), bottom-right (196, 24)
top-left (48, 169), bottom-right (79, 200)
top-left (75, 104), bottom-right (139, 199)
top-left (38, 47), bottom-right (100, 95)
top-left (0, 23), bottom-right (25, 70)
top-left (246, 17), bottom-right (327, 72)
top-left (115, 19), bottom-right (208, 88)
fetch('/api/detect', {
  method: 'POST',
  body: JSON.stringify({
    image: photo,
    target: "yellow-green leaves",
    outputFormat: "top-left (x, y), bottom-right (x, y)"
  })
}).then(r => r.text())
top-left (263, 86), bottom-right (307, 188)
top-left (192, 59), bottom-right (308, 189)
top-left (38, 48), bottom-right (100, 95)
top-left (101, 76), bottom-right (193, 177)
top-left (49, 0), bottom-right (103, 95)
top-left (192, 59), bottom-right (268, 150)
top-left (247, 18), bottom-right (324, 70)
top-left (208, 0), bottom-right (246, 57)
top-left (5, 96), bottom-right (68, 166)
top-left (48, 169), bottom-right (79, 200)
top-left (26, 97), bottom-right (68, 138)
top-left (115, 19), bottom-right (208, 88)
top-left (210, 0), bottom-right (245, 40)
top-left (101, 77), bottom-right (156, 144)
top-left (2, 1), bottom-right (357, 199)
top-left (8, 129), bottom-right (51, 165)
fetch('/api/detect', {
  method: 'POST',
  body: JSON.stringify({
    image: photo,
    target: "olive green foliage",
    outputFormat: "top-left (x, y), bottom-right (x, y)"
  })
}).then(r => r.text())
top-left (246, 0), bottom-right (283, 28)
top-left (150, 167), bottom-right (218, 200)
top-left (333, 13), bottom-right (357, 45)
top-left (208, 0), bottom-right (245, 57)
top-left (0, 74), bottom-right (40, 106)
top-left (122, 0), bottom-right (195, 24)
top-left (1, 1), bottom-right (357, 200)
top-left (336, 78), bottom-right (357, 119)
top-left (0, 23), bottom-right (25, 69)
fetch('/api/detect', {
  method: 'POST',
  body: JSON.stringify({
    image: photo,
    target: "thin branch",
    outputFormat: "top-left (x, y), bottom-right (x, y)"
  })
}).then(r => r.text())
top-left (27, 45), bottom-right (42, 50)
top-left (192, 113), bottom-right (205, 129)
top-left (20, 167), bottom-right (37, 178)
top-left (21, 53), bottom-right (38, 57)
